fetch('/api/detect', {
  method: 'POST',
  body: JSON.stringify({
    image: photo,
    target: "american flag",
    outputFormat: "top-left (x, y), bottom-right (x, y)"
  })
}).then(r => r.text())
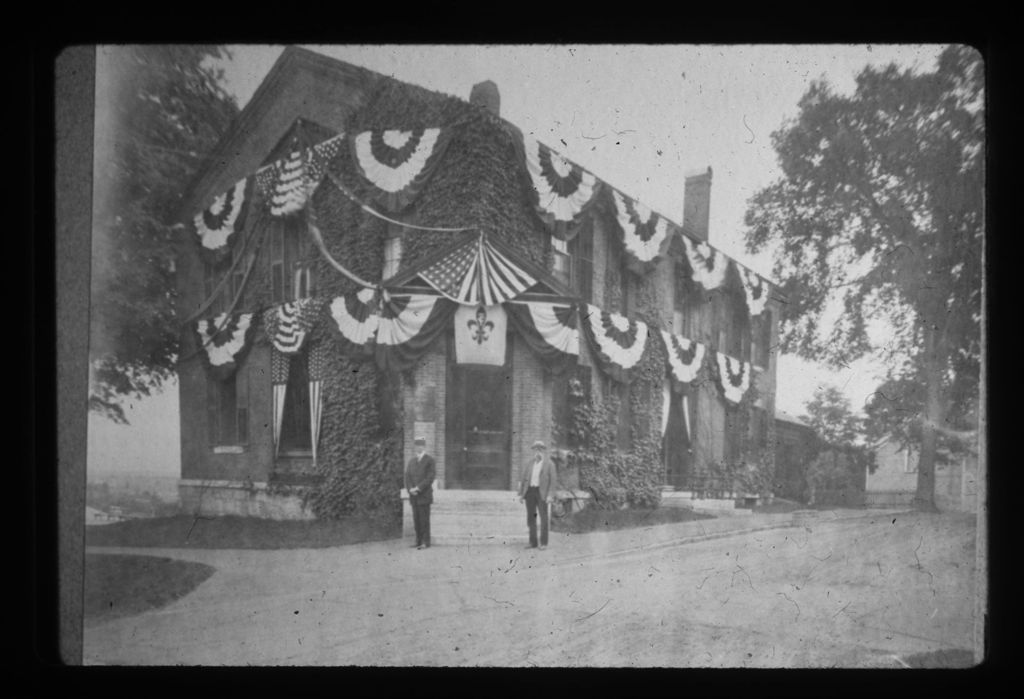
top-left (420, 235), bottom-right (536, 306)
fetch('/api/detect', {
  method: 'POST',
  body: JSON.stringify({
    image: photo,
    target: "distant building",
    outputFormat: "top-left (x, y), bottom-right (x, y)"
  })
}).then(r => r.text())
top-left (865, 438), bottom-right (978, 512)
top-left (85, 506), bottom-right (123, 526)
top-left (774, 409), bottom-right (814, 503)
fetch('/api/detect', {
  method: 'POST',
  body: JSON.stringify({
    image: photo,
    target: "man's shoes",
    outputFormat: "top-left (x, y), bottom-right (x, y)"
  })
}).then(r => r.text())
top-left (539, 545), bottom-right (548, 550)
top-left (416, 544), bottom-right (426, 550)
top-left (525, 544), bottom-right (537, 550)
top-left (412, 543), bottom-right (421, 548)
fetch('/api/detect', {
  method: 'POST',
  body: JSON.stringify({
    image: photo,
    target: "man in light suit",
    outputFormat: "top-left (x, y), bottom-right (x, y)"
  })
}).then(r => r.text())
top-left (518, 440), bottom-right (557, 550)
top-left (405, 437), bottom-right (436, 550)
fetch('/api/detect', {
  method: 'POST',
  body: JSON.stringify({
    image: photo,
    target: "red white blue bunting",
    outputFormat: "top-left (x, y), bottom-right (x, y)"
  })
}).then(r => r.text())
top-left (350, 127), bottom-right (453, 212)
top-left (263, 298), bottom-right (323, 354)
top-left (737, 265), bottom-right (770, 317)
top-left (194, 312), bottom-right (257, 380)
top-left (193, 178), bottom-right (251, 258)
top-left (255, 134), bottom-right (346, 217)
top-left (580, 304), bottom-right (648, 383)
top-left (327, 288), bottom-right (381, 357)
top-left (714, 351), bottom-right (751, 405)
top-left (610, 190), bottom-right (672, 272)
top-left (375, 293), bottom-right (458, 373)
top-left (504, 301), bottom-right (579, 374)
top-left (419, 235), bottom-right (537, 306)
top-left (680, 234), bottom-right (729, 290)
top-left (519, 135), bottom-right (601, 235)
top-left (660, 330), bottom-right (706, 391)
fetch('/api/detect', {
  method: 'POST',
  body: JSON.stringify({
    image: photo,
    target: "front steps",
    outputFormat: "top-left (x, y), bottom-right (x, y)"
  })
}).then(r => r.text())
top-left (402, 489), bottom-right (528, 544)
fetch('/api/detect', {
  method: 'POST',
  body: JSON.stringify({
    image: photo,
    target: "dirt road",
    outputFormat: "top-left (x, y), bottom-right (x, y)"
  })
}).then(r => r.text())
top-left (84, 511), bottom-right (976, 667)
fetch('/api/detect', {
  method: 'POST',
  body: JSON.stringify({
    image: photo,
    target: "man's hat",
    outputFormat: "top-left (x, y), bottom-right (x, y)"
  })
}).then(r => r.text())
top-left (414, 437), bottom-right (427, 446)
top-left (532, 440), bottom-right (546, 450)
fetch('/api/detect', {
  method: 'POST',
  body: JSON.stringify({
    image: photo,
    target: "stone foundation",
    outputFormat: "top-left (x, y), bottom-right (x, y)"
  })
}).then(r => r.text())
top-left (179, 479), bottom-right (316, 520)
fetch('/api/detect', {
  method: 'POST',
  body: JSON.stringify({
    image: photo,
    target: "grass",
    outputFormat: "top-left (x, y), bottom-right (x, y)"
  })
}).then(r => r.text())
top-left (85, 513), bottom-right (401, 550)
top-left (551, 506), bottom-right (714, 534)
top-left (85, 554), bottom-right (216, 625)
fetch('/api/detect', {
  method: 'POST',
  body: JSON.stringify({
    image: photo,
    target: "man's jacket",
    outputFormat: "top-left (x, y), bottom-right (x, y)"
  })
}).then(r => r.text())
top-left (405, 454), bottom-right (436, 504)
top-left (517, 458), bottom-right (557, 502)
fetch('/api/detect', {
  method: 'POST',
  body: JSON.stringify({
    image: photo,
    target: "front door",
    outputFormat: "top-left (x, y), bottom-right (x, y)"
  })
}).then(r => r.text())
top-left (446, 338), bottom-right (512, 489)
top-left (663, 390), bottom-right (693, 489)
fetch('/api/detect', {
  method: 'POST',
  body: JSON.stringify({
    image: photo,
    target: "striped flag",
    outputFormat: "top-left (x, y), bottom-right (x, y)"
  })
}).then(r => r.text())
top-left (419, 235), bottom-right (536, 306)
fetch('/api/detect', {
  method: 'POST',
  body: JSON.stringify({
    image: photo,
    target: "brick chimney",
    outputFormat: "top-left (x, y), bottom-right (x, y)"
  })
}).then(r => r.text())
top-left (683, 166), bottom-right (713, 242)
top-left (469, 80), bottom-right (500, 116)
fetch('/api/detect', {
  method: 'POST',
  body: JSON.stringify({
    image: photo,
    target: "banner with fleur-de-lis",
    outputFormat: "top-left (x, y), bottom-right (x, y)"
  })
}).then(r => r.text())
top-left (453, 303), bottom-right (507, 366)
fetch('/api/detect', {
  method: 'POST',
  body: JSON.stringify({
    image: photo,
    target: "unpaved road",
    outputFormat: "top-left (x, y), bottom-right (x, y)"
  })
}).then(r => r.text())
top-left (84, 511), bottom-right (977, 667)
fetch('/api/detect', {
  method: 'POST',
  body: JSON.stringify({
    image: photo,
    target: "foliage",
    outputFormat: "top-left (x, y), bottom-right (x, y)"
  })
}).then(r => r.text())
top-left (90, 45), bottom-right (239, 423)
top-left (802, 385), bottom-right (866, 447)
top-left (744, 46), bottom-right (983, 509)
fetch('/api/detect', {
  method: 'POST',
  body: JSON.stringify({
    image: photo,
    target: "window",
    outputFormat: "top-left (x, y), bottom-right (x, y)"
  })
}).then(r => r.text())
top-left (204, 255), bottom-right (233, 316)
top-left (673, 263), bottom-right (701, 338)
top-left (279, 352), bottom-right (312, 453)
top-left (723, 407), bottom-right (744, 466)
top-left (383, 232), bottom-right (403, 280)
top-left (208, 365), bottom-right (248, 448)
top-left (270, 219), bottom-right (316, 304)
top-left (568, 222), bottom-right (594, 302)
top-left (903, 448), bottom-right (918, 473)
top-left (751, 311), bottom-right (772, 368)
top-left (714, 291), bottom-right (747, 360)
top-left (552, 365), bottom-right (591, 448)
top-left (551, 237), bottom-right (571, 287)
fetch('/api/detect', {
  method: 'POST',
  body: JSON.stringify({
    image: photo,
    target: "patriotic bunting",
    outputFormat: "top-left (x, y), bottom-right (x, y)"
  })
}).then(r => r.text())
top-left (351, 127), bottom-right (453, 212)
top-left (270, 348), bottom-right (289, 455)
top-left (504, 301), bottom-right (579, 374)
top-left (263, 298), bottom-right (323, 354)
top-left (519, 135), bottom-right (601, 235)
top-left (375, 294), bottom-right (458, 373)
top-left (255, 134), bottom-right (346, 217)
top-left (194, 312), bottom-right (257, 380)
top-left (714, 351), bottom-right (752, 405)
top-left (610, 190), bottom-right (672, 272)
top-left (660, 330), bottom-right (706, 392)
top-left (307, 337), bottom-right (330, 464)
top-left (327, 288), bottom-right (381, 357)
top-left (193, 178), bottom-right (251, 258)
top-left (680, 234), bottom-right (729, 290)
top-left (580, 304), bottom-right (648, 383)
top-left (419, 235), bottom-right (536, 306)
top-left (737, 265), bottom-right (770, 317)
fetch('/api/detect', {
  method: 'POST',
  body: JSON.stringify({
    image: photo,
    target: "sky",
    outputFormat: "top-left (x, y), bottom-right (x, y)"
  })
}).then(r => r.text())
top-left (87, 43), bottom-right (947, 476)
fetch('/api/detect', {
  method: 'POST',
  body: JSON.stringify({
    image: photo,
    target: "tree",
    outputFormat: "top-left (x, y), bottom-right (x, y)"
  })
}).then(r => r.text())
top-left (802, 385), bottom-right (866, 449)
top-left (90, 45), bottom-right (239, 423)
top-left (744, 46), bottom-right (983, 511)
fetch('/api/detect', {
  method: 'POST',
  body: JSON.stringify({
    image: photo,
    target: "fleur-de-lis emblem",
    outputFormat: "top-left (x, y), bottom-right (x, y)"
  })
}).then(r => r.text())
top-left (467, 305), bottom-right (494, 345)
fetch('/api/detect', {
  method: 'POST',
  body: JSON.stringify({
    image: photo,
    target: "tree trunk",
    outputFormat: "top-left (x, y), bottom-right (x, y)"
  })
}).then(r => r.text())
top-left (914, 326), bottom-right (943, 512)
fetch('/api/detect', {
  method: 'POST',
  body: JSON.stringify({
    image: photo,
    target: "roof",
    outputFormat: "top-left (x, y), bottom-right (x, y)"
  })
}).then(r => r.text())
top-left (183, 46), bottom-right (783, 294)
top-left (774, 409), bottom-right (809, 427)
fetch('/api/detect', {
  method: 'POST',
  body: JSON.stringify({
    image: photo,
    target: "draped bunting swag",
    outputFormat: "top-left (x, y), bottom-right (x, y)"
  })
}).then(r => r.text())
top-left (714, 351), bottom-right (752, 405)
top-left (194, 312), bottom-right (257, 380)
top-left (737, 265), bottom-right (770, 317)
top-left (419, 235), bottom-right (536, 306)
top-left (255, 134), bottom-right (346, 217)
top-left (661, 379), bottom-right (672, 438)
top-left (660, 330), bottom-right (707, 392)
top-left (193, 178), bottom-right (251, 258)
top-left (327, 288), bottom-right (380, 358)
top-left (680, 234), bottom-right (728, 290)
top-left (610, 190), bottom-right (672, 272)
top-left (264, 298), bottom-right (323, 354)
top-left (375, 294), bottom-right (458, 373)
top-left (503, 301), bottom-right (579, 374)
top-left (350, 127), bottom-right (453, 212)
top-left (519, 135), bottom-right (601, 236)
top-left (580, 304), bottom-right (648, 383)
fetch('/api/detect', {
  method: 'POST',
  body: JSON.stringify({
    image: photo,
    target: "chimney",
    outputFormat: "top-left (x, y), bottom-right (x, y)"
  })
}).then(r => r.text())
top-left (682, 166), bottom-right (713, 242)
top-left (469, 80), bottom-right (500, 116)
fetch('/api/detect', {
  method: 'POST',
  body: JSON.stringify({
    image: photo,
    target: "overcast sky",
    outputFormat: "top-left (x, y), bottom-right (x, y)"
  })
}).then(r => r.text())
top-left (88, 44), bottom-right (947, 476)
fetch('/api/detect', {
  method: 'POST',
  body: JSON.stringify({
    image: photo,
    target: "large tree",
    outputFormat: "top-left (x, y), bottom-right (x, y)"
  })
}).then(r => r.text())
top-left (744, 46), bottom-right (983, 511)
top-left (90, 45), bottom-right (238, 423)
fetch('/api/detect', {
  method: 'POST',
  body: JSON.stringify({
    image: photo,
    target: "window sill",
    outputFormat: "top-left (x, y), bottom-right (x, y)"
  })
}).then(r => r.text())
top-left (278, 450), bottom-right (313, 458)
top-left (212, 445), bottom-right (246, 454)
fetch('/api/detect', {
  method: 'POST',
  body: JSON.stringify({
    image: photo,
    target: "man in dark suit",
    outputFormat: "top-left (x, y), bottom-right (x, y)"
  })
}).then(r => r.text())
top-left (405, 436), bottom-right (436, 549)
top-left (518, 440), bottom-right (557, 550)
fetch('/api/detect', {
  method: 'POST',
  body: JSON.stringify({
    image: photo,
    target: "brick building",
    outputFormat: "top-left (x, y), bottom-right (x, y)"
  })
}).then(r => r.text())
top-left (174, 47), bottom-right (783, 526)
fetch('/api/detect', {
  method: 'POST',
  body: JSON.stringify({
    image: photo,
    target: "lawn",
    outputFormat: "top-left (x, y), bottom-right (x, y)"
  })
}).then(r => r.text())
top-left (85, 553), bottom-right (216, 625)
top-left (551, 505), bottom-right (714, 534)
top-left (85, 512), bottom-right (401, 550)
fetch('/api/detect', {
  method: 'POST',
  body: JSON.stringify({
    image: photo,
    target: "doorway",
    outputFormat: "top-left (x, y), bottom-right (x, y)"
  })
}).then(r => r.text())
top-left (446, 337), bottom-right (513, 489)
